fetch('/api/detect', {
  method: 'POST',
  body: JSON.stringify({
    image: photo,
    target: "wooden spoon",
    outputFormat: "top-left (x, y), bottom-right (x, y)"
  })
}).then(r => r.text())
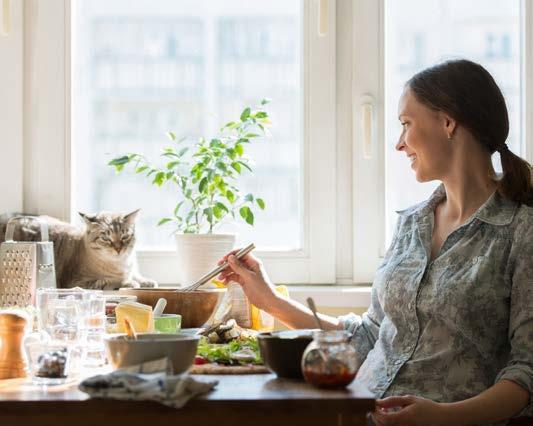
top-left (124, 318), bottom-right (137, 340)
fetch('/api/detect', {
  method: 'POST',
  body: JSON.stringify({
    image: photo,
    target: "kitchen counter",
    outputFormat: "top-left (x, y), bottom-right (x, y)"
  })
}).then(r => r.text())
top-left (0, 373), bottom-right (375, 426)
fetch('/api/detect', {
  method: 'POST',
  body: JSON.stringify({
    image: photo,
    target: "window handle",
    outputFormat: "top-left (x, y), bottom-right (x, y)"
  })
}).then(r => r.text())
top-left (1, 0), bottom-right (10, 36)
top-left (360, 95), bottom-right (375, 159)
top-left (318, 0), bottom-right (328, 37)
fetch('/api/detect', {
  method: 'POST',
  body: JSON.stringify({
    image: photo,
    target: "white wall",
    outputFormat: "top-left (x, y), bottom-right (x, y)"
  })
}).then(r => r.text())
top-left (0, 0), bottom-right (23, 213)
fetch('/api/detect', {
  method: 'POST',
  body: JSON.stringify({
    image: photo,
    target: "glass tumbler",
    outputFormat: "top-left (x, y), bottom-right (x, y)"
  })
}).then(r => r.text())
top-left (301, 330), bottom-right (360, 389)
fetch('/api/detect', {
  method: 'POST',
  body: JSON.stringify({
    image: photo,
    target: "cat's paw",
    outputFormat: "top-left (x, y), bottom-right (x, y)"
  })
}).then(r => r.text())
top-left (120, 280), bottom-right (139, 289)
top-left (138, 278), bottom-right (157, 288)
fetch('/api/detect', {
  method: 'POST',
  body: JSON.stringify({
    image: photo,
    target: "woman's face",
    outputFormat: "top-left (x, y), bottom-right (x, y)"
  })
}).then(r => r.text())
top-left (395, 88), bottom-right (453, 182)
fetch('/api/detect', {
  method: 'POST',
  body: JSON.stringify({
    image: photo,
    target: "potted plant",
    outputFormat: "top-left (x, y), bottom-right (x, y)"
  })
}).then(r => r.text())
top-left (108, 100), bottom-right (271, 286)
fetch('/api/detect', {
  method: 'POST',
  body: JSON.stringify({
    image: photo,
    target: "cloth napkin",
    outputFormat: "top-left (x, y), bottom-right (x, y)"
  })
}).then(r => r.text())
top-left (79, 357), bottom-right (218, 408)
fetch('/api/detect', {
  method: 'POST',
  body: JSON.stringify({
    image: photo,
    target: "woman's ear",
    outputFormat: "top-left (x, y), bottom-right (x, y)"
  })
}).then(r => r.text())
top-left (442, 113), bottom-right (457, 139)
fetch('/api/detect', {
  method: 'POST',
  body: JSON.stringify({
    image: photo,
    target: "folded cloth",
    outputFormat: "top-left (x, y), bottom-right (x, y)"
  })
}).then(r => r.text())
top-left (79, 357), bottom-right (218, 408)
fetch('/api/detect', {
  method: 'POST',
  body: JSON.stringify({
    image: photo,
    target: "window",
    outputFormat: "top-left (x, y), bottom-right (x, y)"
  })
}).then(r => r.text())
top-left (352, 0), bottom-right (530, 282)
top-left (72, 0), bottom-right (303, 251)
top-left (15, 0), bottom-right (533, 287)
top-left (384, 0), bottom-right (522, 245)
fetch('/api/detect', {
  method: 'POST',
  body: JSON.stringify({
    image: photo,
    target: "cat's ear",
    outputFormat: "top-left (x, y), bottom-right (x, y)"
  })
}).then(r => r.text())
top-left (79, 212), bottom-right (97, 226)
top-left (124, 209), bottom-right (140, 225)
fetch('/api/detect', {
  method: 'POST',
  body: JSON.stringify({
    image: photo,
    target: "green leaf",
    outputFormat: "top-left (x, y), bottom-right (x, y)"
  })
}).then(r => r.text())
top-left (215, 161), bottom-right (227, 172)
top-left (135, 165), bottom-right (149, 174)
top-left (157, 218), bottom-right (172, 226)
top-left (108, 156), bottom-right (131, 166)
top-left (216, 201), bottom-right (229, 213)
top-left (255, 111), bottom-right (267, 119)
top-left (199, 177), bottom-right (208, 193)
top-left (239, 206), bottom-right (251, 221)
top-left (240, 107), bottom-right (251, 122)
top-left (204, 207), bottom-right (213, 222)
top-left (213, 205), bottom-right (223, 219)
top-left (153, 171), bottom-right (165, 186)
top-left (178, 147), bottom-right (189, 157)
top-left (261, 98), bottom-right (271, 105)
top-left (166, 161), bottom-right (179, 169)
top-left (174, 201), bottom-right (184, 216)
top-left (223, 121), bottom-right (237, 129)
top-left (244, 193), bottom-right (254, 202)
top-left (235, 144), bottom-right (244, 156)
top-left (244, 133), bottom-right (260, 138)
top-left (238, 161), bottom-right (253, 172)
top-left (239, 206), bottom-right (255, 225)
top-left (166, 171), bottom-right (174, 179)
top-left (226, 190), bottom-right (236, 203)
top-left (167, 131), bottom-right (176, 141)
top-left (256, 198), bottom-right (266, 210)
top-left (226, 148), bottom-right (236, 160)
top-left (231, 162), bottom-right (242, 174)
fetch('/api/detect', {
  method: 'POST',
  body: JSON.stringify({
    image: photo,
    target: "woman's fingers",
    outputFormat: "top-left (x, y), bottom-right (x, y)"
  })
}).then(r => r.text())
top-left (227, 255), bottom-right (253, 278)
top-left (376, 395), bottom-right (415, 408)
top-left (222, 272), bottom-right (243, 286)
top-left (217, 249), bottom-right (240, 265)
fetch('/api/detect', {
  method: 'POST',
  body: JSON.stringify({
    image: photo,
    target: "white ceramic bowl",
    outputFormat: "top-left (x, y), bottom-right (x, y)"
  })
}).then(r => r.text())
top-left (104, 333), bottom-right (200, 374)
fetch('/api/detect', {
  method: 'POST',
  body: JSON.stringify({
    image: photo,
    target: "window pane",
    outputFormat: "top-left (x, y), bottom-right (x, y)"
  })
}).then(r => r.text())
top-left (384, 0), bottom-right (521, 244)
top-left (72, 0), bottom-right (302, 250)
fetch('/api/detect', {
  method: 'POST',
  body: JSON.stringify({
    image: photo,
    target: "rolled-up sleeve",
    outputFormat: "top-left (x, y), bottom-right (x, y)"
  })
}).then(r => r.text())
top-left (495, 213), bottom-right (533, 417)
top-left (338, 216), bottom-right (402, 364)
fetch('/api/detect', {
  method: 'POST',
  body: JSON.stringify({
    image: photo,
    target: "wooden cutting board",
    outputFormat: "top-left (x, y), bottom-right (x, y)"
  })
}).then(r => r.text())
top-left (190, 363), bottom-right (269, 375)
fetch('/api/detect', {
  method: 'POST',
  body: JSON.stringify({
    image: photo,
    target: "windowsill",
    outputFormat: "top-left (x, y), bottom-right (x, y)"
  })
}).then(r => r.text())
top-left (156, 284), bottom-right (372, 308)
top-left (286, 285), bottom-right (372, 308)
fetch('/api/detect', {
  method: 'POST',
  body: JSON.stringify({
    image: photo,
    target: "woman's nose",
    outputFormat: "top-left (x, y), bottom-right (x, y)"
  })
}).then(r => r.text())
top-left (395, 136), bottom-right (405, 152)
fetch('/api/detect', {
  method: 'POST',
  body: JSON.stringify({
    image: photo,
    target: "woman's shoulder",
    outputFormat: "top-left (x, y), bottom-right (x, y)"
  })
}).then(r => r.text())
top-left (512, 202), bottom-right (533, 243)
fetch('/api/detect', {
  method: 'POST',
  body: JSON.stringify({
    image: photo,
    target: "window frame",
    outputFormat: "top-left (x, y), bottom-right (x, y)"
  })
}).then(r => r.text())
top-left (5, 0), bottom-right (533, 287)
top-left (350, 0), bottom-right (533, 284)
top-left (21, 0), bottom-right (337, 285)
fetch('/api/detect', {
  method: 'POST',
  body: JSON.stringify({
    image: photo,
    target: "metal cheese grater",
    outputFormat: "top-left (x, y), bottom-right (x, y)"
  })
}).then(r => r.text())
top-left (0, 216), bottom-right (56, 307)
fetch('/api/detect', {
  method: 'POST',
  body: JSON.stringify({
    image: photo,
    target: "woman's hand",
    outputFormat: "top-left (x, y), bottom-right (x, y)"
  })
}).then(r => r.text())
top-left (371, 395), bottom-right (448, 426)
top-left (217, 249), bottom-right (278, 311)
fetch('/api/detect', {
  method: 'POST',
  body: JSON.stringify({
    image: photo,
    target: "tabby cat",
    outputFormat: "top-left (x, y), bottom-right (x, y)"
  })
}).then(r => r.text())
top-left (0, 210), bottom-right (157, 290)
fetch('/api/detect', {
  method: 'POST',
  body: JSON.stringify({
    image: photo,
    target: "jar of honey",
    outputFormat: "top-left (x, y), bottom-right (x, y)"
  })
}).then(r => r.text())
top-left (301, 330), bottom-right (360, 389)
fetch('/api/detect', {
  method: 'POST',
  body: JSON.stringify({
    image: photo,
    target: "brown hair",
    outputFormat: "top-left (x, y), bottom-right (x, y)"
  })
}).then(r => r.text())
top-left (407, 59), bottom-right (532, 206)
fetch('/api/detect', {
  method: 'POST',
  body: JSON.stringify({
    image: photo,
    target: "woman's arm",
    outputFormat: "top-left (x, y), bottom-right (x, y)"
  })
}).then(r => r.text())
top-left (217, 252), bottom-right (341, 330)
top-left (373, 380), bottom-right (529, 426)
top-left (441, 379), bottom-right (529, 425)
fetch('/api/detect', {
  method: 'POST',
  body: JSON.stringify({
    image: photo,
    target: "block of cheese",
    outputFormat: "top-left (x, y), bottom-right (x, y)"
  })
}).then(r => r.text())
top-left (115, 301), bottom-right (154, 333)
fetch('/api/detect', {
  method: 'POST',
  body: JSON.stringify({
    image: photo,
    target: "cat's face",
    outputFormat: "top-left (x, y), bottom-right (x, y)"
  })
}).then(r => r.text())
top-left (79, 210), bottom-right (139, 257)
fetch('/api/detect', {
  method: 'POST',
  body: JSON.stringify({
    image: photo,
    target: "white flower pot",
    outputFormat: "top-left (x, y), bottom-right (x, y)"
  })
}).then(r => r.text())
top-left (174, 234), bottom-right (236, 287)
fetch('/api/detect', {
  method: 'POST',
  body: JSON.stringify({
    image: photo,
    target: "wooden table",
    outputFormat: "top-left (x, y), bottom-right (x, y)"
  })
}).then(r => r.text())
top-left (0, 373), bottom-right (375, 426)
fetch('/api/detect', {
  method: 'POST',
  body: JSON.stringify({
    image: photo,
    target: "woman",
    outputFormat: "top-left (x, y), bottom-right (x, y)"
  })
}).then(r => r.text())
top-left (218, 60), bottom-right (532, 425)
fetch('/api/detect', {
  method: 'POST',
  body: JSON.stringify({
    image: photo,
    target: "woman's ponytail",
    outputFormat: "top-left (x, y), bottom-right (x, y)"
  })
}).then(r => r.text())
top-left (497, 146), bottom-right (533, 206)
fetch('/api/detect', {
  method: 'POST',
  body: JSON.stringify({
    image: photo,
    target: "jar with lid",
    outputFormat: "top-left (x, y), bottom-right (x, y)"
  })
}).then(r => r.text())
top-left (301, 330), bottom-right (360, 389)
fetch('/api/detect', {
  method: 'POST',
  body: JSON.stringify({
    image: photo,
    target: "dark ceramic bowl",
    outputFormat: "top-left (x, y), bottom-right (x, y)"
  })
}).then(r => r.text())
top-left (257, 330), bottom-right (317, 379)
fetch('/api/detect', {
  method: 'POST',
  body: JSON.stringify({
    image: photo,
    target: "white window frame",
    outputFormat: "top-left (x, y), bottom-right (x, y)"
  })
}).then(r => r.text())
top-left (3, 0), bottom-right (532, 288)
top-left (19, 0), bottom-right (337, 285)
top-left (350, 0), bottom-right (533, 284)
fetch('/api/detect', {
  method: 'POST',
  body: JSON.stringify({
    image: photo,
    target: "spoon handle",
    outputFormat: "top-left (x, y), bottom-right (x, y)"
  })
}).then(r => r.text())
top-left (306, 297), bottom-right (324, 330)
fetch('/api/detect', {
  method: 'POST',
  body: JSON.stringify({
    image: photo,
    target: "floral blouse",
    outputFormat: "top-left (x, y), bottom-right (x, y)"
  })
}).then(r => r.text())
top-left (340, 185), bottom-right (532, 423)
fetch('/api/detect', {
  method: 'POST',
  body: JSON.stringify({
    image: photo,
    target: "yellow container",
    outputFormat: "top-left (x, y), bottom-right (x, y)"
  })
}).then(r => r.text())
top-left (251, 285), bottom-right (289, 332)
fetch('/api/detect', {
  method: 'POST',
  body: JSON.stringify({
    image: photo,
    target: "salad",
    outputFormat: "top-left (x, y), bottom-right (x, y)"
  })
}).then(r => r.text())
top-left (195, 319), bottom-right (262, 365)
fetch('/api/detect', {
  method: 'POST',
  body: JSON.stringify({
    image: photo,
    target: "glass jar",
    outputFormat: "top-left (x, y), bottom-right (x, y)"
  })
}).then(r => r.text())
top-left (24, 332), bottom-right (83, 385)
top-left (36, 288), bottom-right (106, 369)
top-left (301, 330), bottom-right (360, 389)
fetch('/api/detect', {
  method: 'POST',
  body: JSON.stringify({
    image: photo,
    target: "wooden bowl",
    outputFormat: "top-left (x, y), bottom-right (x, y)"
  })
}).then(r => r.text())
top-left (118, 288), bottom-right (224, 328)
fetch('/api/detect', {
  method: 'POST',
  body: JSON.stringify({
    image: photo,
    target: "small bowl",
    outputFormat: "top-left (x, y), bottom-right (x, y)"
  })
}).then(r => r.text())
top-left (154, 314), bottom-right (182, 334)
top-left (104, 333), bottom-right (199, 374)
top-left (257, 329), bottom-right (317, 379)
